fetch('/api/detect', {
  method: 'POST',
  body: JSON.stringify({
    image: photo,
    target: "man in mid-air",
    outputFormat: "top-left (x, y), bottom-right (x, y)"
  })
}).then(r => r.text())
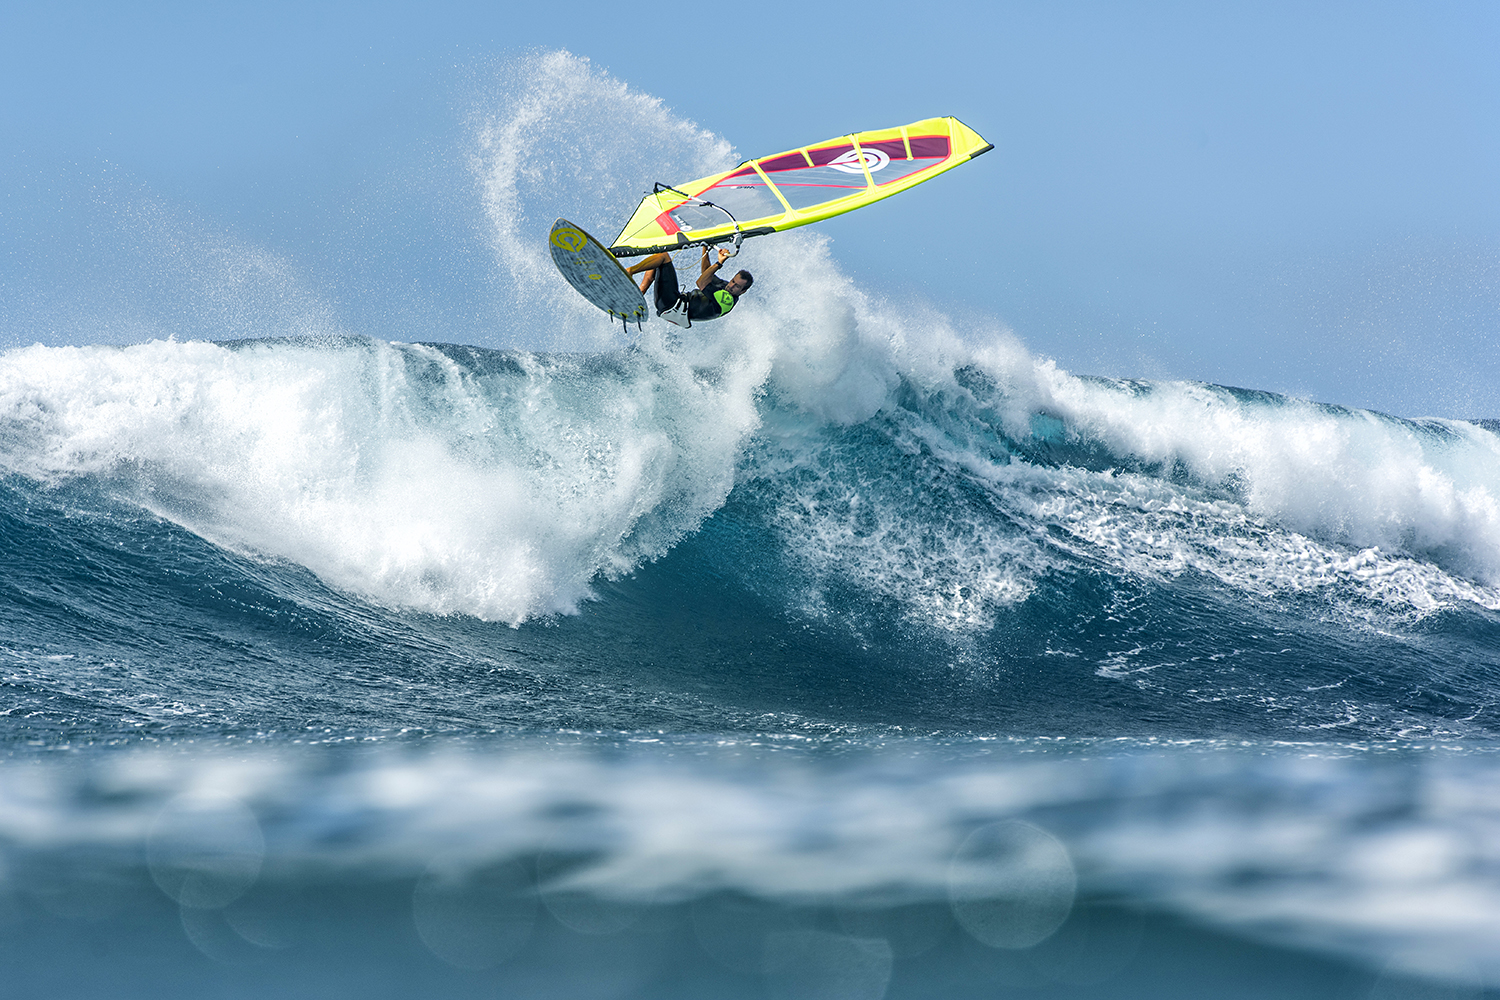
top-left (622, 246), bottom-right (753, 328)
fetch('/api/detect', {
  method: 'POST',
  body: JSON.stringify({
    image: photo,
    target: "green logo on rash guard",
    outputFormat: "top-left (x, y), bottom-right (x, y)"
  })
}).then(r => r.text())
top-left (714, 290), bottom-right (735, 315)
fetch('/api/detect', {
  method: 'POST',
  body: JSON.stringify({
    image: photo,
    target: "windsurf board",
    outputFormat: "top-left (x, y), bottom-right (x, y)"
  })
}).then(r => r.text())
top-left (549, 219), bottom-right (648, 323)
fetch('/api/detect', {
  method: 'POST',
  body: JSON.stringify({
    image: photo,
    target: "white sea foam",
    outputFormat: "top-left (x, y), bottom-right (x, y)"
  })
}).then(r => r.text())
top-left (746, 321), bottom-right (1500, 630)
top-left (0, 336), bottom-right (766, 623)
top-left (1035, 374), bottom-right (1500, 585)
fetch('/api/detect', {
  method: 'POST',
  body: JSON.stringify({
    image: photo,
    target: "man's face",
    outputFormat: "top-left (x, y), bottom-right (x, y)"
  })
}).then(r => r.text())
top-left (727, 273), bottom-right (751, 296)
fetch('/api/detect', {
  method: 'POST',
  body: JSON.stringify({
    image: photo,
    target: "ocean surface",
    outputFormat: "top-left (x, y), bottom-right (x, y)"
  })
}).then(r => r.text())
top-left (3, 53), bottom-right (1500, 999)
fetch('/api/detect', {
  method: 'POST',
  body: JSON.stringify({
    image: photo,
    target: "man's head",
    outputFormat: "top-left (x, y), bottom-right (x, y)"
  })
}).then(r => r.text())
top-left (727, 270), bottom-right (754, 297)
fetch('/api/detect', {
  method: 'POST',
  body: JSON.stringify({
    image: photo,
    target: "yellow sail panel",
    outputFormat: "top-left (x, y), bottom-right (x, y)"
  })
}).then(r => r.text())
top-left (608, 116), bottom-right (992, 257)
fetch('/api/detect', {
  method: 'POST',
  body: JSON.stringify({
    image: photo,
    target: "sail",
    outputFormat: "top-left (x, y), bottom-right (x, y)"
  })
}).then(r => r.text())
top-left (608, 116), bottom-right (992, 257)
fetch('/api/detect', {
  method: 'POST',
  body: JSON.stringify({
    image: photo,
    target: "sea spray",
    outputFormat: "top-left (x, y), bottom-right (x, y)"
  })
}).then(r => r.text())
top-left (0, 337), bottom-right (764, 622)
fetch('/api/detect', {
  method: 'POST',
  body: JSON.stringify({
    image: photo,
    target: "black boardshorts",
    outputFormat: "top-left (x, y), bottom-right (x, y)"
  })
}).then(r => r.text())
top-left (653, 260), bottom-right (684, 314)
top-left (653, 258), bottom-right (730, 323)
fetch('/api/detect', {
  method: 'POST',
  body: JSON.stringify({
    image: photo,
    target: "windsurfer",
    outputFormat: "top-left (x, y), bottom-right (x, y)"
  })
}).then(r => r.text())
top-left (622, 246), bottom-right (753, 328)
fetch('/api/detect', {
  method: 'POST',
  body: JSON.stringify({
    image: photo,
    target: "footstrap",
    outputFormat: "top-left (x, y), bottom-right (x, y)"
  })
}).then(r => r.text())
top-left (658, 297), bottom-right (692, 329)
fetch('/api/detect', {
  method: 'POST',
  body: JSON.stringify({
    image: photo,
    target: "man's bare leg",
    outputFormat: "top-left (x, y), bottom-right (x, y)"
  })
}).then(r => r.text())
top-left (622, 252), bottom-right (671, 294)
top-left (622, 253), bottom-right (671, 275)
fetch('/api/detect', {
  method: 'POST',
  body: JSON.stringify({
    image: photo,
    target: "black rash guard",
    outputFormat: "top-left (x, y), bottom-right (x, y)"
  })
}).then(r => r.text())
top-left (653, 260), bottom-right (736, 322)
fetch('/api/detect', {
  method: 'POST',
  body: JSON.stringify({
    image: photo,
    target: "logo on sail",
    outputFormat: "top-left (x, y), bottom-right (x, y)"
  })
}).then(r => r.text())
top-left (827, 148), bottom-right (891, 174)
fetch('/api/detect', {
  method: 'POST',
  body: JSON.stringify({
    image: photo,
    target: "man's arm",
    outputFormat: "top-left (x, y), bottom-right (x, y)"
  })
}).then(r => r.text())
top-left (697, 247), bottom-right (733, 290)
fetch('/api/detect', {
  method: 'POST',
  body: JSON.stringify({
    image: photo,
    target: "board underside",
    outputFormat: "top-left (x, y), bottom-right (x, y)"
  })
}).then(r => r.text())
top-left (549, 220), bottom-right (648, 322)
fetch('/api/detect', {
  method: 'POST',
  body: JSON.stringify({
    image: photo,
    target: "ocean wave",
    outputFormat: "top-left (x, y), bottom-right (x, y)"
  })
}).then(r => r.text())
top-left (3, 307), bottom-right (1499, 636)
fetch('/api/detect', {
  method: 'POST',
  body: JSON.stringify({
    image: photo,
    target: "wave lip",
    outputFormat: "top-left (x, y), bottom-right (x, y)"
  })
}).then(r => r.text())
top-left (0, 337), bottom-right (762, 623)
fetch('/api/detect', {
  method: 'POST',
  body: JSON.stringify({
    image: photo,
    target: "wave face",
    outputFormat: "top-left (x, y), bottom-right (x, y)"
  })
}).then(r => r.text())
top-left (2, 51), bottom-right (1499, 999)
top-left (3, 322), bottom-right (1497, 741)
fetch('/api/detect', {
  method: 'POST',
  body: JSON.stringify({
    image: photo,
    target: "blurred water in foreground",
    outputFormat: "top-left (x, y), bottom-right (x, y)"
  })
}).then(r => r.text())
top-left (0, 738), bottom-right (1495, 998)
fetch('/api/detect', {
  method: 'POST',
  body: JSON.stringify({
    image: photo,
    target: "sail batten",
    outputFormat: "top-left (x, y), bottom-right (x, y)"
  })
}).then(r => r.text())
top-left (608, 116), bottom-right (991, 257)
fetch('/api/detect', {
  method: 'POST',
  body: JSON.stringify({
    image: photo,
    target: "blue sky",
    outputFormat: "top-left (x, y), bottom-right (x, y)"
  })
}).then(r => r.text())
top-left (3, 0), bottom-right (1497, 417)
